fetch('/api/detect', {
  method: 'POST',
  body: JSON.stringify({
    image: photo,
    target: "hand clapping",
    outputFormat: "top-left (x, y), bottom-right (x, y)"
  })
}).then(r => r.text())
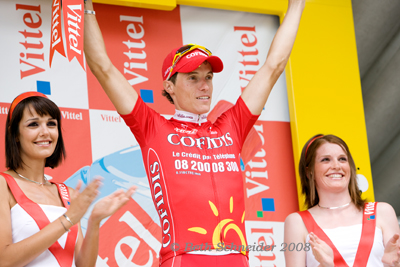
top-left (90, 185), bottom-right (137, 224)
top-left (309, 232), bottom-right (334, 267)
top-left (382, 233), bottom-right (400, 267)
top-left (66, 177), bottom-right (103, 225)
top-left (66, 177), bottom-right (136, 226)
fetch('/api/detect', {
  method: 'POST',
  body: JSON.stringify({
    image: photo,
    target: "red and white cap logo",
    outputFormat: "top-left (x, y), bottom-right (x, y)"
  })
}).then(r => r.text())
top-left (162, 45), bottom-right (223, 80)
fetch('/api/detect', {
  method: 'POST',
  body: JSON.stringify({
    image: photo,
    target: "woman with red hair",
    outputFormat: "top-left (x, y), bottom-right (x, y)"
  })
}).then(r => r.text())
top-left (284, 134), bottom-right (400, 267)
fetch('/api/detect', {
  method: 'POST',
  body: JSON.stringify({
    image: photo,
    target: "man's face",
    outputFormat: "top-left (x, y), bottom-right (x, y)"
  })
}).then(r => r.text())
top-left (169, 62), bottom-right (214, 115)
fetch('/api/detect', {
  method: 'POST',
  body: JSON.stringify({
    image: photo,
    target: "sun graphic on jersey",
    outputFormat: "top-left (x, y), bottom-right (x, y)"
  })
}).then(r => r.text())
top-left (187, 196), bottom-right (247, 255)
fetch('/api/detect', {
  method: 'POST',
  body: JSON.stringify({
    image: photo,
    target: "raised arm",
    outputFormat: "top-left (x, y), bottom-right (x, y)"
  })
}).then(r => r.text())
top-left (241, 0), bottom-right (305, 115)
top-left (84, 0), bottom-right (138, 115)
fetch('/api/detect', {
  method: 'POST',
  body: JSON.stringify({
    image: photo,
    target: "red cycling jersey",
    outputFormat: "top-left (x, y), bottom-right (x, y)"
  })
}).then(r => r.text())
top-left (121, 96), bottom-right (259, 264)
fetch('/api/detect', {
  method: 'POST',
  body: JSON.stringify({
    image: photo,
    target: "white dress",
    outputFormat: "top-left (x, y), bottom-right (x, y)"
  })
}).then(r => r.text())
top-left (11, 203), bottom-right (77, 266)
top-left (305, 224), bottom-right (384, 267)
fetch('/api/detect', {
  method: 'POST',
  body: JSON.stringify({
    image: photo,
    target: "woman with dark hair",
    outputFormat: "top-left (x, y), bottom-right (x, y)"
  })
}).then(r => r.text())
top-left (284, 134), bottom-right (400, 267)
top-left (0, 92), bottom-right (136, 267)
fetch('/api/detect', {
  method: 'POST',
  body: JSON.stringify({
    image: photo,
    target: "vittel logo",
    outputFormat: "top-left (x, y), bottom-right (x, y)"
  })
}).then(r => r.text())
top-left (58, 184), bottom-right (69, 201)
top-left (186, 51), bottom-right (207, 59)
top-left (121, 15), bottom-right (149, 86)
top-left (16, 4), bottom-right (46, 79)
top-left (364, 202), bottom-right (375, 215)
top-left (167, 132), bottom-right (233, 149)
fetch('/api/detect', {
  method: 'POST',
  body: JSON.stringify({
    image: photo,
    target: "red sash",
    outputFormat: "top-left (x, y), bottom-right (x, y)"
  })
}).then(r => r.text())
top-left (298, 202), bottom-right (377, 267)
top-left (3, 172), bottom-right (78, 267)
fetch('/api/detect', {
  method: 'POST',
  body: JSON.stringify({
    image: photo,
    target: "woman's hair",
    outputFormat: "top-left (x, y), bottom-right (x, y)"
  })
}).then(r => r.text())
top-left (5, 96), bottom-right (65, 169)
top-left (299, 134), bottom-right (365, 210)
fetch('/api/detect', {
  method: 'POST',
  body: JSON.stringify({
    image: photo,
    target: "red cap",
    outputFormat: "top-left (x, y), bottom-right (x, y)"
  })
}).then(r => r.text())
top-left (162, 46), bottom-right (223, 81)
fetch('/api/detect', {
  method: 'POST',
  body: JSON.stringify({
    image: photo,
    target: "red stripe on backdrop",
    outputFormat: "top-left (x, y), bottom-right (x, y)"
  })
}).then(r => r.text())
top-left (46, 107), bottom-right (92, 183)
top-left (87, 4), bottom-right (182, 115)
top-left (243, 121), bottom-right (298, 222)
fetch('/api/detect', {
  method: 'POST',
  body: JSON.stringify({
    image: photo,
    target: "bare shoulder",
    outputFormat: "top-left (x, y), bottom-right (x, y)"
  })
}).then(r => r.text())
top-left (285, 212), bottom-right (304, 225)
top-left (0, 174), bottom-right (9, 193)
top-left (376, 202), bottom-right (399, 245)
top-left (0, 174), bottom-right (13, 248)
top-left (0, 173), bottom-right (6, 183)
top-left (0, 174), bottom-right (11, 208)
top-left (285, 212), bottom-right (307, 232)
top-left (284, 212), bottom-right (308, 241)
top-left (376, 202), bottom-right (398, 229)
top-left (284, 212), bottom-right (308, 267)
top-left (377, 202), bottom-right (396, 215)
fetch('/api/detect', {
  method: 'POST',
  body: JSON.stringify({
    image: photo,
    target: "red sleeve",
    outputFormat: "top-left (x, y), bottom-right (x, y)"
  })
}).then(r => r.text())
top-left (119, 97), bottom-right (167, 147)
top-left (216, 96), bottom-right (260, 146)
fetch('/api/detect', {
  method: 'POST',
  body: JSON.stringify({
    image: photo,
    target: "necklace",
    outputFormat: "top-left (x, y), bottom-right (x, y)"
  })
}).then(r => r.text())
top-left (318, 201), bottom-right (351, 210)
top-left (14, 170), bottom-right (48, 186)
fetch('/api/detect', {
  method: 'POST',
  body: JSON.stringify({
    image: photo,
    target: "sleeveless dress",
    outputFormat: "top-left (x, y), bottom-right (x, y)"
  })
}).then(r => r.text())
top-left (305, 224), bottom-right (384, 267)
top-left (3, 173), bottom-right (78, 267)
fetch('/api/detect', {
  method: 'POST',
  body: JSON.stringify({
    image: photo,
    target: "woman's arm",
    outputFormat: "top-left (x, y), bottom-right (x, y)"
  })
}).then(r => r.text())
top-left (75, 187), bottom-right (136, 267)
top-left (284, 212), bottom-right (335, 267)
top-left (284, 212), bottom-right (308, 267)
top-left (377, 202), bottom-right (400, 266)
top-left (0, 176), bottom-right (101, 267)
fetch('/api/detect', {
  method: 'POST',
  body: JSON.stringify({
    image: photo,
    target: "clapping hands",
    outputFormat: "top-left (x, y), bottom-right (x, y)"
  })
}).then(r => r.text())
top-left (382, 233), bottom-right (400, 267)
top-left (66, 177), bottom-right (103, 225)
top-left (66, 177), bottom-right (136, 226)
top-left (90, 185), bottom-right (137, 224)
top-left (309, 232), bottom-right (334, 267)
